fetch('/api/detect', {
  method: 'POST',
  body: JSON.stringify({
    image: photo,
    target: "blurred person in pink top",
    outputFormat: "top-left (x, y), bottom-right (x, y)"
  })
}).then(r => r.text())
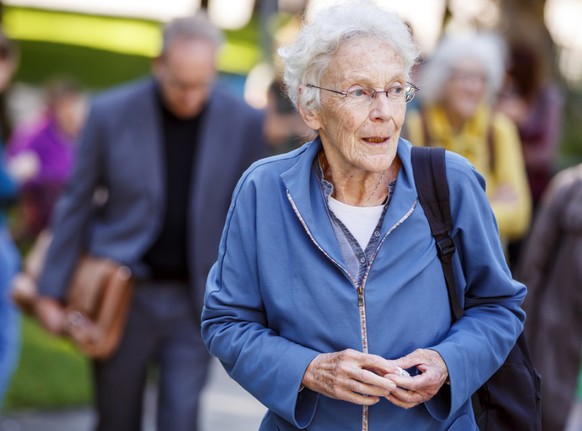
top-left (7, 77), bottom-right (87, 243)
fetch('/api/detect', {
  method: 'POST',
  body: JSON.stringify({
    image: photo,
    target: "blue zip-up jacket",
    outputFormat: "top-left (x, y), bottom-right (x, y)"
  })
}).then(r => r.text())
top-left (202, 138), bottom-right (526, 431)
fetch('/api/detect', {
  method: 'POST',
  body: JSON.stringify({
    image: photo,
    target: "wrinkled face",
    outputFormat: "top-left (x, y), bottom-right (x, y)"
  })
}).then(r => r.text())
top-left (153, 38), bottom-right (217, 119)
top-left (300, 37), bottom-right (407, 175)
top-left (442, 58), bottom-right (488, 121)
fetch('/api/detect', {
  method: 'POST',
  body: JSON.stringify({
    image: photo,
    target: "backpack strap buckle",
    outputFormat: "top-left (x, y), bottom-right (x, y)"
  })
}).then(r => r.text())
top-left (436, 236), bottom-right (455, 258)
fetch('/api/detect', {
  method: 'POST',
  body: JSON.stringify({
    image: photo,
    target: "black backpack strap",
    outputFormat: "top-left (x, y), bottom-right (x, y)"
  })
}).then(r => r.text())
top-left (411, 146), bottom-right (463, 321)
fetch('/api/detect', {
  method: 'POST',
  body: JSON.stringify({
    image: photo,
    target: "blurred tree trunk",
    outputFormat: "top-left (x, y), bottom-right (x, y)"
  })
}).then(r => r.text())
top-left (496, 0), bottom-right (560, 80)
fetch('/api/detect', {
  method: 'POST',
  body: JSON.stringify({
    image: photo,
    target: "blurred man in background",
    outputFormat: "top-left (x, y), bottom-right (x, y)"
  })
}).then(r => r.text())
top-left (33, 12), bottom-right (266, 431)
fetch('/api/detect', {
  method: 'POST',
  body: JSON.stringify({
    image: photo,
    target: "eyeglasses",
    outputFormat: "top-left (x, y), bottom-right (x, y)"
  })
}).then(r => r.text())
top-left (450, 71), bottom-right (487, 86)
top-left (305, 82), bottom-right (419, 105)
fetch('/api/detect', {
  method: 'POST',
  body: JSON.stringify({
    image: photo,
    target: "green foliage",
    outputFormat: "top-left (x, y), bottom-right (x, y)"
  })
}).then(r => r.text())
top-left (4, 316), bottom-right (92, 410)
top-left (5, 6), bottom-right (263, 90)
top-left (13, 40), bottom-right (151, 90)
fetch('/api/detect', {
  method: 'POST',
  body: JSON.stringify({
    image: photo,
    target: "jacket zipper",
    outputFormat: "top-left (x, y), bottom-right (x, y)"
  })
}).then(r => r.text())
top-left (288, 191), bottom-right (417, 431)
top-left (357, 202), bottom-right (417, 431)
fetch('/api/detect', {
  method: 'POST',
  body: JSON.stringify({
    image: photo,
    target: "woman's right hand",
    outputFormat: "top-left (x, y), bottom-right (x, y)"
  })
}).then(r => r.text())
top-left (34, 297), bottom-right (67, 335)
top-left (301, 349), bottom-right (400, 405)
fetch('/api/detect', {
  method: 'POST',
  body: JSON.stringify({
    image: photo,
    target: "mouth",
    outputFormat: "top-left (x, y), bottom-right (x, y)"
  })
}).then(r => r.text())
top-left (362, 136), bottom-right (389, 144)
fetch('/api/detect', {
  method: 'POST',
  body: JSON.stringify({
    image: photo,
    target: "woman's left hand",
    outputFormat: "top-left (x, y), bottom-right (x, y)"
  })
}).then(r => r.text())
top-left (383, 348), bottom-right (449, 409)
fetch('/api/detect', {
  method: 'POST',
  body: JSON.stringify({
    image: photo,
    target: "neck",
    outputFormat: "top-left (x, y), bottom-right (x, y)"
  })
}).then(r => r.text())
top-left (319, 152), bottom-right (399, 207)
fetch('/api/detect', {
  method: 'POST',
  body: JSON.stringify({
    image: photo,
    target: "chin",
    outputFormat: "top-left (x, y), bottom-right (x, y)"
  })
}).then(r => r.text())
top-left (362, 155), bottom-right (396, 172)
top-left (175, 108), bottom-right (201, 119)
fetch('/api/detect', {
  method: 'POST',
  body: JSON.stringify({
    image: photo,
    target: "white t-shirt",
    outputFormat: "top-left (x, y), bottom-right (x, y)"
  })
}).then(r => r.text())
top-left (328, 196), bottom-right (385, 250)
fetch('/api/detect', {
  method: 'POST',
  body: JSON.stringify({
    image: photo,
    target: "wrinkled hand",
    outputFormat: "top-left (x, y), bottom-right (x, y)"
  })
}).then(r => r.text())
top-left (34, 297), bottom-right (67, 335)
top-left (384, 349), bottom-right (449, 409)
top-left (65, 310), bottom-right (101, 349)
top-left (301, 349), bottom-right (401, 406)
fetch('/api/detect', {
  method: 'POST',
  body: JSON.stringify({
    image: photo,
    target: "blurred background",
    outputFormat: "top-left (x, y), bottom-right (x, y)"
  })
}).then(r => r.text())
top-left (0, 0), bottom-right (581, 428)
top-left (3, 0), bottom-right (582, 168)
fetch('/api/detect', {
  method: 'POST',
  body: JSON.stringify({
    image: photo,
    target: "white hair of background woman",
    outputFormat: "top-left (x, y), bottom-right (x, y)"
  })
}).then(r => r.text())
top-left (278, 0), bottom-right (419, 112)
top-left (417, 32), bottom-right (507, 105)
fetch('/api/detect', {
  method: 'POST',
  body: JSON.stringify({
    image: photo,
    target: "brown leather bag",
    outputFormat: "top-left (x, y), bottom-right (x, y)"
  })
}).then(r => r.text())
top-left (65, 255), bottom-right (134, 359)
top-left (11, 232), bottom-right (134, 359)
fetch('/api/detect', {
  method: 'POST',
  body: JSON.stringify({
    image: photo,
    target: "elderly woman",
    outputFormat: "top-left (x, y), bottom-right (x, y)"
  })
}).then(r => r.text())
top-left (202, 2), bottom-right (525, 430)
top-left (406, 33), bottom-right (531, 251)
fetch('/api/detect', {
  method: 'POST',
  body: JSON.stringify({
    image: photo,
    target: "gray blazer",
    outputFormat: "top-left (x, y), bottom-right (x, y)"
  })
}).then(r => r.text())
top-left (38, 78), bottom-right (266, 314)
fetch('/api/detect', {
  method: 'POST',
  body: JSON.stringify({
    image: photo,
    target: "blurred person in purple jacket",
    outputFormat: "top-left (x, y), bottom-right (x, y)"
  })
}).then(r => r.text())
top-left (7, 77), bottom-right (87, 243)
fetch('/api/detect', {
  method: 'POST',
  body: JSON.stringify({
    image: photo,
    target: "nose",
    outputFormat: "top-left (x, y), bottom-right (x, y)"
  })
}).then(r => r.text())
top-left (369, 94), bottom-right (395, 121)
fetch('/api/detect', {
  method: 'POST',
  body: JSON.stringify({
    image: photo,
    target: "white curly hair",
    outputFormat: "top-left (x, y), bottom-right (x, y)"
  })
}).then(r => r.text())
top-left (278, 0), bottom-right (419, 112)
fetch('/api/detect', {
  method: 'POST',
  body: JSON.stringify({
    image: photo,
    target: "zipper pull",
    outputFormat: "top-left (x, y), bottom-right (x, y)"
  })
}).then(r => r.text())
top-left (357, 286), bottom-right (364, 307)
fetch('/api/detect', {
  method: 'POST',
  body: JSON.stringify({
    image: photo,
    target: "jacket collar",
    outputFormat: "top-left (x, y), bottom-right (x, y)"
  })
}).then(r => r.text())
top-left (281, 136), bottom-right (419, 259)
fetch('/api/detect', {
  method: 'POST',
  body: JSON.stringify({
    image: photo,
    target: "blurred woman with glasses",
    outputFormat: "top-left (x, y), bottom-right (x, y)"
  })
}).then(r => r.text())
top-left (202, 2), bottom-right (526, 430)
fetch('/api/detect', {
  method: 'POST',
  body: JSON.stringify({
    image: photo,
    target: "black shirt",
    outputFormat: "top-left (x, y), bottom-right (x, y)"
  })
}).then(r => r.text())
top-left (142, 94), bottom-right (204, 281)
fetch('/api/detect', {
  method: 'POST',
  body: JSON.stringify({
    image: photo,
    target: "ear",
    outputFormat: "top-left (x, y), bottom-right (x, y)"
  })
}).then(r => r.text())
top-left (151, 55), bottom-right (164, 79)
top-left (297, 87), bottom-right (321, 131)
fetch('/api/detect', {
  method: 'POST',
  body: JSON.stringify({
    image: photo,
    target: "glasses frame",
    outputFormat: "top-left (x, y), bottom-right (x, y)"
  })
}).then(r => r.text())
top-left (306, 82), bottom-right (419, 104)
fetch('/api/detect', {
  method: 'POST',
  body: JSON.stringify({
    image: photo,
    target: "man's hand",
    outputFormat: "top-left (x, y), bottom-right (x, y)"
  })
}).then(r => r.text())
top-left (301, 349), bottom-right (401, 406)
top-left (34, 297), bottom-right (67, 335)
top-left (384, 348), bottom-right (449, 409)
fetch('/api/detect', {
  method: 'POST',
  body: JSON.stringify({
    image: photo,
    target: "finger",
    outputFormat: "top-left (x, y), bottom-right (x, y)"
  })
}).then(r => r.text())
top-left (389, 385), bottom-right (425, 402)
top-left (388, 384), bottom-right (433, 410)
top-left (359, 352), bottom-right (399, 375)
top-left (326, 377), bottom-right (384, 405)
top-left (391, 354), bottom-right (421, 371)
top-left (353, 368), bottom-right (398, 394)
top-left (385, 392), bottom-right (418, 409)
top-left (346, 374), bottom-right (396, 398)
top-left (384, 373), bottom-right (422, 391)
top-left (346, 393), bottom-right (381, 406)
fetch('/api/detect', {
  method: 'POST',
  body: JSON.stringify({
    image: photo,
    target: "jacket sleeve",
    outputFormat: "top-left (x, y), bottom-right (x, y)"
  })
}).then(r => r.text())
top-left (488, 114), bottom-right (532, 241)
top-left (37, 102), bottom-right (103, 300)
top-left (426, 153), bottom-right (526, 419)
top-left (201, 172), bottom-right (320, 429)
